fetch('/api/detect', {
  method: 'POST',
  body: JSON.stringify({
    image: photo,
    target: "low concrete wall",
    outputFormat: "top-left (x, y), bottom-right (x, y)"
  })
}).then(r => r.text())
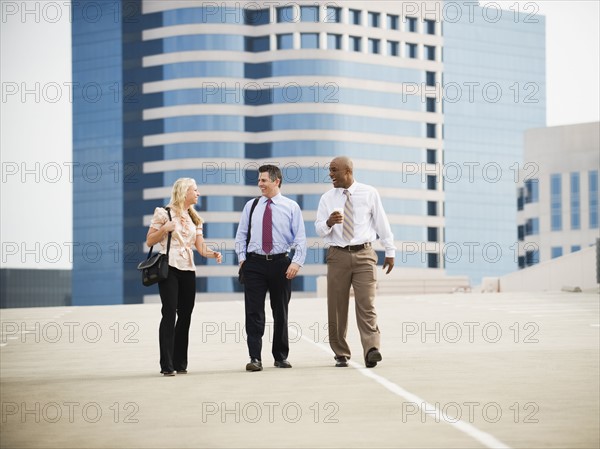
top-left (316, 269), bottom-right (470, 297)
top-left (499, 245), bottom-right (598, 292)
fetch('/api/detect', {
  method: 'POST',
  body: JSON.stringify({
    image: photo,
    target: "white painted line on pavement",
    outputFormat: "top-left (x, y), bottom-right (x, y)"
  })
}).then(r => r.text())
top-left (300, 334), bottom-right (511, 449)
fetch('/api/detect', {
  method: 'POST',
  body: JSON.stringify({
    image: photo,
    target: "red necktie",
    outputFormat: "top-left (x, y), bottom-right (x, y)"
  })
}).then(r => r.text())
top-left (262, 199), bottom-right (273, 254)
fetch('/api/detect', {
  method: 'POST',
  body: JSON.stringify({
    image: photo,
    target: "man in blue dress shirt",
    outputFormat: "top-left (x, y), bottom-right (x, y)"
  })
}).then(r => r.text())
top-left (235, 164), bottom-right (307, 371)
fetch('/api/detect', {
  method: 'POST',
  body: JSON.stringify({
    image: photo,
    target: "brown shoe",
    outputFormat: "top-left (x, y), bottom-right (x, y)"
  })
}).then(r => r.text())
top-left (365, 348), bottom-right (382, 368)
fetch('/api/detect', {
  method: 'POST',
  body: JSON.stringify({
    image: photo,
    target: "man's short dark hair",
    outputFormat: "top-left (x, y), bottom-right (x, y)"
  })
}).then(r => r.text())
top-left (259, 164), bottom-right (283, 186)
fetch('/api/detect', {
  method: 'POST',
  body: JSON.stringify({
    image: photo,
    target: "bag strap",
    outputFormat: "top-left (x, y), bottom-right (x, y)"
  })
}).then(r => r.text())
top-left (146, 206), bottom-right (173, 260)
top-left (245, 197), bottom-right (260, 256)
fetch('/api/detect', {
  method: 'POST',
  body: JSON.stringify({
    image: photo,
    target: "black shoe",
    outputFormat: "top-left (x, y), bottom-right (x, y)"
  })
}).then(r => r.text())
top-left (334, 356), bottom-right (349, 367)
top-left (161, 370), bottom-right (176, 377)
top-left (176, 369), bottom-right (187, 374)
top-left (365, 348), bottom-right (382, 368)
top-left (274, 360), bottom-right (292, 368)
top-left (246, 358), bottom-right (263, 371)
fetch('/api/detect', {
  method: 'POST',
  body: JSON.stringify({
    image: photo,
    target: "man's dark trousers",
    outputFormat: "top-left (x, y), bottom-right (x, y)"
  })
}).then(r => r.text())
top-left (243, 255), bottom-right (292, 362)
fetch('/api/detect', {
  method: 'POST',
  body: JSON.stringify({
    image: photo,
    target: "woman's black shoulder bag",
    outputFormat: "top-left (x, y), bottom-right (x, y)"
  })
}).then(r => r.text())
top-left (138, 207), bottom-right (172, 286)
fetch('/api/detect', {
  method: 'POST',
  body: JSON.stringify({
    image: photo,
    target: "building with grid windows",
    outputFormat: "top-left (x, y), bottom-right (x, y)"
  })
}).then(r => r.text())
top-left (72, 1), bottom-right (545, 305)
top-left (517, 122), bottom-right (599, 268)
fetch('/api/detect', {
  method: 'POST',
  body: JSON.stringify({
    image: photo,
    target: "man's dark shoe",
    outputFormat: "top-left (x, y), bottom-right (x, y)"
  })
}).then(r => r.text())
top-left (246, 358), bottom-right (263, 371)
top-left (334, 356), bottom-right (348, 367)
top-left (176, 369), bottom-right (188, 374)
top-left (365, 348), bottom-right (382, 368)
top-left (161, 370), bottom-right (176, 377)
top-left (274, 360), bottom-right (292, 368)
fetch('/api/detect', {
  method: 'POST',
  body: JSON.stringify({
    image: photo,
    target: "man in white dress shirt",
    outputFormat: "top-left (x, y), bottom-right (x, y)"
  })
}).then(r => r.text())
top-left (315, 156), bottom-right (396, 368)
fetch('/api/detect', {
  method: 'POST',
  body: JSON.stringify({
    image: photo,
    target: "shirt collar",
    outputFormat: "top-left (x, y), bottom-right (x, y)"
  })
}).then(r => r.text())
top-left (263, 193), bottom-right (282, 204)
top-left (338, 181), bottom-right (357, 195)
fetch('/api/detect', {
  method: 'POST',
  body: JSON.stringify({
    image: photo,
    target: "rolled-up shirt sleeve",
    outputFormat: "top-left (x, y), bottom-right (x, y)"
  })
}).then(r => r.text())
top-left (371, 189), bottom-right (396, 258)
top-left (315, 193), bottom-right (334, 238)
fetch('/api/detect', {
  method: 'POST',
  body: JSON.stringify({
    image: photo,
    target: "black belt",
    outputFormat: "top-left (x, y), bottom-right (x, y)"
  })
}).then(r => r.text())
top-left (247, 252), bottom-right (288, 261)
top-left (333, 242), bottom-right (371, 252)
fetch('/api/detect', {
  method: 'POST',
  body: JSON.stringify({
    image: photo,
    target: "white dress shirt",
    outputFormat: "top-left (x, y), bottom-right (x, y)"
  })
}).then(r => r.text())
top-left (315, 181), bottom-right (396, 258)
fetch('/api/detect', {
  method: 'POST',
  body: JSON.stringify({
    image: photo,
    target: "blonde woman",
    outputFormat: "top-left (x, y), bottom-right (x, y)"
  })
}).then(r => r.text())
top-left (146, 178), bottom-right (222, 376)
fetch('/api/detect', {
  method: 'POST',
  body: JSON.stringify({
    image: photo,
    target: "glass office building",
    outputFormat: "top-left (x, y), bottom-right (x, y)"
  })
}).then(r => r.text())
top-left (72, 1), bottom-right (545, 304)
top-left (443, 3), bottom-right (546, 284)
top-left (517, 122), bottom-right (599, 268)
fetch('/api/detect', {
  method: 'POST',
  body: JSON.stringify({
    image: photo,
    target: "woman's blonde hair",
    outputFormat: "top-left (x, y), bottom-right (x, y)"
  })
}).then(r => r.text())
top-left (169, 178), bottom-right (203, 226)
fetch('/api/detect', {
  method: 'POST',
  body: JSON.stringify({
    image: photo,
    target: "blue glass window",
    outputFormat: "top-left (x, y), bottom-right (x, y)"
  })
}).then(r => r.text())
top-left (425, 45), bottom-right (436, 61)
top-left (425, 19), bottom-right (436, 35)
top-left (570, 172), bottom-right (580, 230)
top-left (406, 16), bottom-right (417, 32)
top-left (518, 225), bottom-right (524, 241)
top-left (428, 253), bottom-right (439, 268)
top-left (590, 170), bottom-right (599, 228)
top-left (300, 6), bottom-right (319, 22)
top-left (427, 227), bottom-right (438, 242)
top-left (427, 201), bottom-right (437, 216)
top-left (427, 149), bottom-right (436, 164)
top-left (368, 38), bottom-right (380, 54)
top-left (551, 247), bottom-right (563, 259)
top-left (426, 71), bottom-right (436, 86)
top-left (427, 175), bottom-right (437, 190)
top-left (244, 8), bottom-right (269, 25)
top-left (518, 188), bottom-right (524, 211)
top-left (406, 43), bottom-right (417, 58)
top-left (525, 218), bottom-right (539, 235)
top-left (277, 6), bottom-right (294, 23)
top-left (327, 34), bottom-right (341, 50)
top-left (525, 179), bottom-right (539, 203)
top-left (349, 9), bottom-right (361, 25)
top-left (387, 14), bottom-right (399, 30)
top-left (426, 123), bottom-right (436, 138)
top-left (526, 250), bottom-right (539, 266)
top-left (277, 34), bottom-right (293, 50)
top-left (368, 11), bottom-right (380, 27)
top-left (245, 36), bottom-right (269, 52)
top-left (349, 36), bottom-right (361, 52)
top-left (301, 33), bottom-right (319, 49)
top-left (551, 174), bottom-right (562, 231)
top-left (325, 6), bottom-right (341, 23)
top-left (426, 97), bottom-right (436, 112)
top-left (388, 41), bottom-right (399, 56)
top-left (571, 245), bottom-right (581, 253)
top-left (163, 7), bottom-right (243, 25)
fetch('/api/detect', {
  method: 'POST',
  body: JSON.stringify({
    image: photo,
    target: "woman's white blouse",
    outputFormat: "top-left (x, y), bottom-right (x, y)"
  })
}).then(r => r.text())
top-left (150, 207), bottom-right (202, 271)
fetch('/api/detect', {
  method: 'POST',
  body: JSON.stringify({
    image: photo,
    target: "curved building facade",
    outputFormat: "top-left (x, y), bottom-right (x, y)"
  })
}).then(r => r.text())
top-left (72, 1), bottom-right (544, 304)
top-left (131, 1), bottom-right (444, 301)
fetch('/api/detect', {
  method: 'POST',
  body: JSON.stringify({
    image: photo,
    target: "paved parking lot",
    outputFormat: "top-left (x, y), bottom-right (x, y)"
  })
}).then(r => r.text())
top-left (1, 291), bottom-right (598, 448)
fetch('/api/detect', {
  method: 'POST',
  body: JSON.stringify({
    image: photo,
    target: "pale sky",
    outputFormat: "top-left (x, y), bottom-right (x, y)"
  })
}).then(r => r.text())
top-left (1, 1), bottom-right (599, 269)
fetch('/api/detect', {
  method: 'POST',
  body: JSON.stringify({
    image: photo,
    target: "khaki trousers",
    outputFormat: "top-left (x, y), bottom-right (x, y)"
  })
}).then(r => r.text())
top-left (326, 246), bottom-right (380, 360)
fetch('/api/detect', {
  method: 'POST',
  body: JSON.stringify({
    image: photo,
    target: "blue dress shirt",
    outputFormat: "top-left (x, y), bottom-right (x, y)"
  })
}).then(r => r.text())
top-left (235, 193), bottom-right (307, 266)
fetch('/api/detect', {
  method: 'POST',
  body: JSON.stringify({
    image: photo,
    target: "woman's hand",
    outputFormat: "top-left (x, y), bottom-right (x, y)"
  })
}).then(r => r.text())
top-left (162, 221), bottom-right (176, 233)
top-left (213, 252), bottom-right (223, 264)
